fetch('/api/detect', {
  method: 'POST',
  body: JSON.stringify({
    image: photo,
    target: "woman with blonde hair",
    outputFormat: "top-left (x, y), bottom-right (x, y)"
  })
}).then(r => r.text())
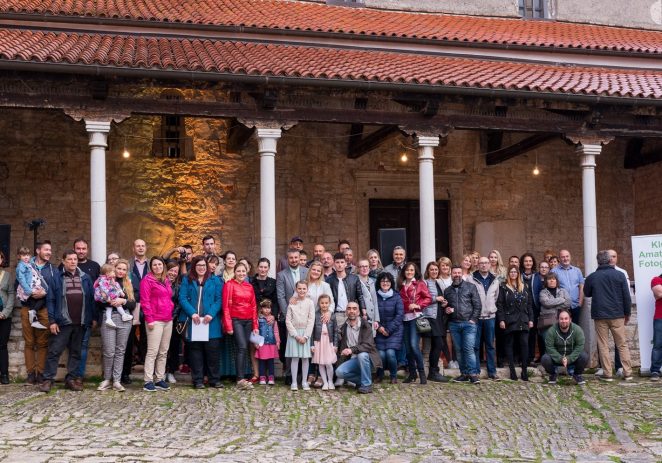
top-left (366, 249), bottom-right (383, 279)
top-left (460, 254), bottom-right (473, 281)
top-left (98, 259), bottom-right (135, 392)
top-left (488, 250), bottom-right (507, 282)
top-left (496, 265), bottom-right (533, 381)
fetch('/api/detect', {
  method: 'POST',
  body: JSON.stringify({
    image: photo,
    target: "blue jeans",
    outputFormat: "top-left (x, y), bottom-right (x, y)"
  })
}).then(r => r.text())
top-left (474, 318), bottom-right (496, 376)
top-left (397, 339), bottom-right (407, 366)
top-left (449, 321), bottom-right (477, 376)
top-left (378, 348), bottom-right (398, 379)
top-left (75, 326), bottom-right (91, 378)
top-left (651, 319), bottom-right (662, 374)
top-left (336, 352), bottom-right (374, 387)
top-left (403, 319), bottom-right (425, 374)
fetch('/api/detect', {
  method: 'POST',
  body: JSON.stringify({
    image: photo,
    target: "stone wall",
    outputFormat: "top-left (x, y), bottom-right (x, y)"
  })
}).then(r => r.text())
top-left (634, 160), bottom-right (662, 236)
top-left (0, 107), bottom-right (642, 376)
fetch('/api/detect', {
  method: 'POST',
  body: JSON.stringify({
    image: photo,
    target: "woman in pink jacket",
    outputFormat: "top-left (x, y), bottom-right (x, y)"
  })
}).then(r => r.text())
top-left (140, 256), bottom-right (174, 392)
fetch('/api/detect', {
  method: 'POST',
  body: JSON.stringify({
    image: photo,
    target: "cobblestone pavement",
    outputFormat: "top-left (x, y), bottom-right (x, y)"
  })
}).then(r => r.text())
top-left (0, 375), bottom-right (659, 463)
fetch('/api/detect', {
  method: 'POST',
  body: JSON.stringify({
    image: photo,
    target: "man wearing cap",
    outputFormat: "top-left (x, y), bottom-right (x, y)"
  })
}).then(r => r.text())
top-left (277, 236), bottom-right (304, 273)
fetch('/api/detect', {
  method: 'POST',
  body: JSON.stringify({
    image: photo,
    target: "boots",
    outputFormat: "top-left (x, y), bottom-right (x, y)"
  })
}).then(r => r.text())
top-left (509, 367), bottom-right (518, 381)
top-left (521, 366), bottom-right (529, 382)
top-left (418, 369), bottom-right (427, 385)
top-left (403, 370), bottom-right (418, 383)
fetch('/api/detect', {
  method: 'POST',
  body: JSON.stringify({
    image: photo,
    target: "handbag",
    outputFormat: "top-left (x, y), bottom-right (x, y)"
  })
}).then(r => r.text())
top-left (538, 310), bottom-right (557, 330)
top-left (415, 316), bottom-right (432, 334)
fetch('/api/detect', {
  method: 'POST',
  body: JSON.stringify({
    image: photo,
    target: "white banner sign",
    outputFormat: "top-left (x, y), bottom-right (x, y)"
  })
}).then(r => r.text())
top-left (631, 234), bottom-right (662, 372)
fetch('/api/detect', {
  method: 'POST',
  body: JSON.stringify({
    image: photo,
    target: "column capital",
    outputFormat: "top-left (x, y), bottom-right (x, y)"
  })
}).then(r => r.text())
top-left (84, 120), bottom-right (112, 134)
top-left (575, 143), bottom-right (603, 159)
top-left (565, 133), bottom-right (614, 147)
top-left (414, 135), bottom-right (441, 148)
top-left (255, 128), bottom-right (282, 140)
top-left (239, 118), bottom-right (297, 131)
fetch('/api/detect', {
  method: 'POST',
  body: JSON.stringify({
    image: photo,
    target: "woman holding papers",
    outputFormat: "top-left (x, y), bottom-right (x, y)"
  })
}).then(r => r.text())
top-left (179, 256), bottom-right (224, 389)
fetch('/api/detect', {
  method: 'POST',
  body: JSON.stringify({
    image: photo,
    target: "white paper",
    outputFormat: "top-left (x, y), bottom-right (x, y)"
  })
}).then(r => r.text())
top-left (191, 322), bottom-right (209, 342)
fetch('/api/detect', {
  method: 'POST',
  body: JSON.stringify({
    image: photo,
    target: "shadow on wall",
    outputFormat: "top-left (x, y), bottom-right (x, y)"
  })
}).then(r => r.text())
top-left (114, 212), bottom-right (176, 260)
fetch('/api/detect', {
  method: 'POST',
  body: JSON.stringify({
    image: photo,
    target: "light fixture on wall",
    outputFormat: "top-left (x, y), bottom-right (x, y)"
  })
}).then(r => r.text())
top-left (532, 153), bottom-right (540, 176)
top-left (400, 152), bottom-right (408, 163)
top-left (122, 137), bottom-right (130, 159)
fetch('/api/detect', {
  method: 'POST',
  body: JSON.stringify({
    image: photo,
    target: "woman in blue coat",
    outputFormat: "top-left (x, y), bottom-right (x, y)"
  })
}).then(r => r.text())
top-left (179, 256), bottom-right (223, 389)
top-left (374, 272), bottom-right (404, 384)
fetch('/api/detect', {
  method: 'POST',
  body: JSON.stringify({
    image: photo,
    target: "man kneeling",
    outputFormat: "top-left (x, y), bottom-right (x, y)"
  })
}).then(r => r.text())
top-left (336, 302), bottom-right (382, 393)
top-left (541, 308), bottom-right (588, 385)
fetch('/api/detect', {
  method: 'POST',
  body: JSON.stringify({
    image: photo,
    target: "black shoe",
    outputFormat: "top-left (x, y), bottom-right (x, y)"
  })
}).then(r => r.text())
top-left (469, 375), bottom-right (481, 384)
top-left (357, 385), bottom-right (373, 394)
top-left (403, 372), bottom-right (417, 384)
top-left (548, 373), bottom-right (558, 384)
top-left (427, 372), bottom-right (450, 383)
top-left (488, 374), bottom-right (499, 381)
top-left (193, 383), bottom-right (205, 389)
top-left (452, 374), bottom-right (469, 383)
top-left (418, 370), bottom-right (427, 385)
top-left (121, 375), bottom-right (132, 385)
top-left (209, 382), bottom-right (224, 389)
top-left (573, 375), bottom-right (586, 385)
top-left (26, 372), bottom-right (36, 385)
top-left (0, 374), bottom-right (9, 385)
top-left (510, 370), bottom-right (518, 381)
top-left (284, 375), bottom-right (292, 386)
top-left (39, 380), bottom-right (53, 393)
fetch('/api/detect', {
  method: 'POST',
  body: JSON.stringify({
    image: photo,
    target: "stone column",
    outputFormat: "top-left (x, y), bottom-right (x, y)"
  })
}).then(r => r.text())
top-left (576, 142), bottom-right (602, 276)
top-left (85, 120), bottom-right (111, 264)
top-left (415, 135), bottom-right (440, 267)
top-left (256, 128), bottom-right (282, 278)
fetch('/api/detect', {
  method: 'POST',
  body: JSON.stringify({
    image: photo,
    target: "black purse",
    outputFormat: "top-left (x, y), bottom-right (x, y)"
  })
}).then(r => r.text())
top-left (415, 316), bottom-right (432, 334)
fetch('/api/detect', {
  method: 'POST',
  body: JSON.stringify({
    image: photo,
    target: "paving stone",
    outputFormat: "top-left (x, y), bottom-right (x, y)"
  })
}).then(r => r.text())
top-left (0, 381), bottom-right (659, 462)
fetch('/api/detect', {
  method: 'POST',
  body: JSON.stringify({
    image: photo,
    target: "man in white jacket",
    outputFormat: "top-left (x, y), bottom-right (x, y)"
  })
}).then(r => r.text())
top-left (471, 257), bottom-right (500, 380)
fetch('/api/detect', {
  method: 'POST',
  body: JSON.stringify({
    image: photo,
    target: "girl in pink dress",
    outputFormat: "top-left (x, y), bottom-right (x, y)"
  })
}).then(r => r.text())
top-left (255, 299), bottom-right (280, 385)
top-left (311, 294), bottom-right (337, 391)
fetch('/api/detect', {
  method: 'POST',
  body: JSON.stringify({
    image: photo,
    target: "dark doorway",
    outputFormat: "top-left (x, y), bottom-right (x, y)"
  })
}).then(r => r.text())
top-left (369, 199), bottom-right (450, 267)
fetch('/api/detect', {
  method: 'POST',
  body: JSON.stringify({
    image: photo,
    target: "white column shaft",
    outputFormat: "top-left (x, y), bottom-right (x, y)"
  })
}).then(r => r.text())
top-left (85, 121), bottom-right (111, 264)
top-left (416, 136), bottom-right (439, 267)
top-left (257, 128), bottom-right (281, 278)
top-left (577, 143), bottom-right (601, 276)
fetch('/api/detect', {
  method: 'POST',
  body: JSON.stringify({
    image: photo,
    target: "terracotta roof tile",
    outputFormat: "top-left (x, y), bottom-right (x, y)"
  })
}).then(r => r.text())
top-left (1, 28), bottom-right (661, 99)
top-left (1, 0), bottom-right (661, 54)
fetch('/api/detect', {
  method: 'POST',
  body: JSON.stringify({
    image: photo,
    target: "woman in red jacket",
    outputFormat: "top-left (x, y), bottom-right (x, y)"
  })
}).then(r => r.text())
top-left (222, 262), bottom-right (258, 390)
top-left (397, 262), bottom-right (432, 384)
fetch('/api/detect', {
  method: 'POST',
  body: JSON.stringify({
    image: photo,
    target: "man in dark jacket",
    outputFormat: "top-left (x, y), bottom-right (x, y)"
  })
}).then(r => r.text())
top-left (336, 302), bottom-right (382, 394)
top-left (326, 253), bottom-right (365, 328)
top-left (442, 266), bottom-right (482, 384)
top-left (584, 250), bottom-right (633, 381)
top-left (541, 308), bottom-right (587, 385)
top-left (40, 250), bottom-right (95, 393)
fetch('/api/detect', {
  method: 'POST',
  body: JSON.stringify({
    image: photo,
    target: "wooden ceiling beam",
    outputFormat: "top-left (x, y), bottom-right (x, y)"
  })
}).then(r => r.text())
top-left (348, 125), bottom-right (401, 159)
top-left (486, 132), bottom-right (558, 166)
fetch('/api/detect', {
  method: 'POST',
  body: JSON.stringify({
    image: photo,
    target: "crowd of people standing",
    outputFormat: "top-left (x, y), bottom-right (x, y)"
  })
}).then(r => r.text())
top-left (0, 233), bottom-right (659, 394)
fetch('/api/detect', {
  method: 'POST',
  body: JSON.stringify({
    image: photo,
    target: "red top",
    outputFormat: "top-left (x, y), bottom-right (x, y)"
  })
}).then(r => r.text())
top-left (222, 278), bottom-right (258, 333)
top-left (651, 276), bottom-right (662, 320)
top-left (399, 279), bottom-right (432, 315)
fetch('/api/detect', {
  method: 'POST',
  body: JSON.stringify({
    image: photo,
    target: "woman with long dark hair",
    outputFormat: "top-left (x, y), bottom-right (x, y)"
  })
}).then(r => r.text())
top-left (179, 256), bottom-right (223, 389)
top-left (423, 261), bottom-right (451, 382)
top-left (222, 262), bottom-right (258, 390)
top-left (398, 262), bottom-right (432, 384)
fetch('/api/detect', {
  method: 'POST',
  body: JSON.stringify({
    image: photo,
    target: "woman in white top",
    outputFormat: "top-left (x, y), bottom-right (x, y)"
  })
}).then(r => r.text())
top-left (304, 261), bottom-right (335, 311)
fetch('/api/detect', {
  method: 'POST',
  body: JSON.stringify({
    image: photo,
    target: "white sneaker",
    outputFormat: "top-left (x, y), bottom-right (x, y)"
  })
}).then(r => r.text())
top-left (166, 373), bottom-right (176, 384)
top-left (31, 321), bottom-right (47, 329)
top-left (448, 361), bottom-right (460, 369)
top-left (112, 382), bottom-right (125, 392)
top-left (328, 383), bottom-right (336, 390)
top-left (615, 368), bottom-right (624, 378)
top-left (28, 310), bottom-right (37, 322)
top-left (346, 381), bottom-right (356, 388)
top-left (321, 384), bottom-right (329, 390)
top-left (290, 383), bottom-right (298, 391)
top-left (595, 368), bottom-right (604, 377)
top-left (121, 313), bottom-right (134, 322)
top-left (302, 382), bottom-right (310, 391)
top-left (334, 378), bottom-right (344, 387)
top-left (105, 318), bottom-right (117, 328)
top-left (97, 380), bottom-right (111, 391)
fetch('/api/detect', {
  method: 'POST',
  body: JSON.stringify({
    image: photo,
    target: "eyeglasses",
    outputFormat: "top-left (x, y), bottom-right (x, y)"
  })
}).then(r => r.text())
top-left (358, 265), bottom-right (369, 268)
top-left (195, 264), bottom-right (207, 268)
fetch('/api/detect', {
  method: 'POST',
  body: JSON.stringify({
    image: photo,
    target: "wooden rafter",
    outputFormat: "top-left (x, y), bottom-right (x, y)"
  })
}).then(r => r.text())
top-left (348, 125), bottom-right (401, 159)
top-left (485, 133), bottom-right (558, 166)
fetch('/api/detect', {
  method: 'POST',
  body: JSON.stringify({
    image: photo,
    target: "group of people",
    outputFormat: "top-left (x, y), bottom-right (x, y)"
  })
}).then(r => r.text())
top-left (0, 233), bottom-right (658, 395)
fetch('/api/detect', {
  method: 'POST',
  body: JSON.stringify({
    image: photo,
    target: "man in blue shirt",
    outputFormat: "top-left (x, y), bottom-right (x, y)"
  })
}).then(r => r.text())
top-left (551, 249), bottom-right (584, 324)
